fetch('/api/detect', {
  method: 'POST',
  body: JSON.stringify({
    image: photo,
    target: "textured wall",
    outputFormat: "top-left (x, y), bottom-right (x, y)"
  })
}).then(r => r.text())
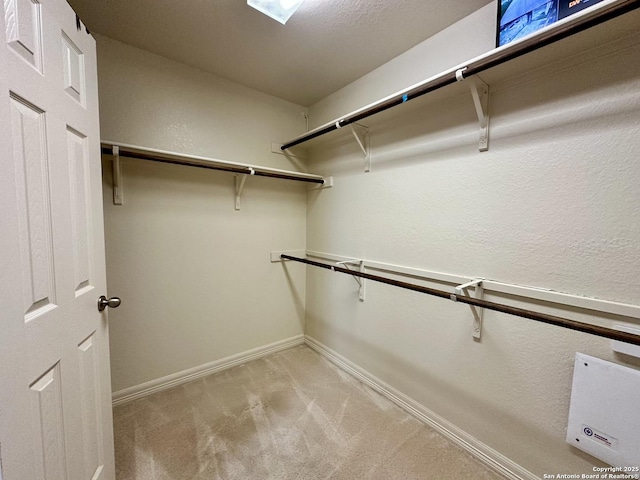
top-left (309, 4), bottom-right (497, 128)
top-left (98, 36), bottom-right (309, 393)
top-left (305, 5), bottom-right (640, 477)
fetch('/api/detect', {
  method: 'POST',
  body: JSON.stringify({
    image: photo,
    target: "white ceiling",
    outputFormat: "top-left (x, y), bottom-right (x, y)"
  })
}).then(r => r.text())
top-left (68, 0), bottom-right (492, 107)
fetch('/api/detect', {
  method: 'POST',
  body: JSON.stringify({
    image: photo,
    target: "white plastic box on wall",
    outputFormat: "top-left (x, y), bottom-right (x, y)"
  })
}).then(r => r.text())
top-left (566, 353), bottom-right (640, 467)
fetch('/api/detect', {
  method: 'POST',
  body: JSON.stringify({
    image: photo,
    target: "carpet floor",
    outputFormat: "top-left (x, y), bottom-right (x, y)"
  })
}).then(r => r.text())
top-left (113, 345), bottom-right (505, 479)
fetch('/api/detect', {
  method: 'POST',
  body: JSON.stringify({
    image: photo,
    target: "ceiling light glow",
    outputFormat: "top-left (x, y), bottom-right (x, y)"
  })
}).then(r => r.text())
top-left (247, 0), bottom-right (305, 25)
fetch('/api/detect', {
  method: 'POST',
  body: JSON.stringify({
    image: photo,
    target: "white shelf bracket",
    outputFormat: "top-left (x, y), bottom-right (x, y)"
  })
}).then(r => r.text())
top-left (456, 68), bottom-right (490, 152)
top-left (335, 260), bottom-right (366, 301)
top-left (234, 168), bottom-right (254, 210)
top-left (112, 146), bottom-right (123, 205)
top-left (451, 278), bottom-right (485, 340)
top-left (349, 124), bottom-right (371, 173)
top-left (308, 176), bottom-right (334, 191)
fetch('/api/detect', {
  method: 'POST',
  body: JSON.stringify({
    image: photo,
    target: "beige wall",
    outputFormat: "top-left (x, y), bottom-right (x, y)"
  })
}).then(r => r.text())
top-left (98, 36), bottom-right (308, 393)
top-left (309, 4), bottom-right (497, 129)
top-left (304, 4), bottom-right (640, 477)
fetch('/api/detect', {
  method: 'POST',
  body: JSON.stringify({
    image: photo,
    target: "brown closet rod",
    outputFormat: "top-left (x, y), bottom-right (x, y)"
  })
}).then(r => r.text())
top-left (100, 146), bottom-right (325, 184)
top-left (281, 0), bottom-right (640, 150)
top-left (281, 255), bottom-right (640, 347)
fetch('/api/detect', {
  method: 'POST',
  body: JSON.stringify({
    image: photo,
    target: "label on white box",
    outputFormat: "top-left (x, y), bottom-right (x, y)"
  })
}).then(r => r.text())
top-left (581, 424), bottom-right (618, 450)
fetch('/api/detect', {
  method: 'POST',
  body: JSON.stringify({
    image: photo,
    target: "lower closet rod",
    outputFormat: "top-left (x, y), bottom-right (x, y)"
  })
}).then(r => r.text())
top-left (280, 255), bottom-right (640, 347)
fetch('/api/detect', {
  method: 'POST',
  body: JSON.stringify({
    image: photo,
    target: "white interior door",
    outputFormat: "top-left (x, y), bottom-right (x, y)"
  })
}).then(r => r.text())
top-left (0, 0), bottom-right (115, 479)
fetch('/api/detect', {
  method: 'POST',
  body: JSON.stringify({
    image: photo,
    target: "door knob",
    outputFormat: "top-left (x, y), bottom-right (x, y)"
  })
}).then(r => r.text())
top-left (98, 295), bottom-right (121, 312)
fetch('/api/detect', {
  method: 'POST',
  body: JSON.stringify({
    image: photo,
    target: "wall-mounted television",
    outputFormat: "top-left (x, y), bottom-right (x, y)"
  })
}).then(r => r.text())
top-left (497, 0), bottom-right (606, 47)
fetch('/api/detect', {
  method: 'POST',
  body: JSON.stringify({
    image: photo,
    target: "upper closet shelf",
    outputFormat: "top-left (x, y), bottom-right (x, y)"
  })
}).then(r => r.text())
top-left (281, 0), bottom-right (639, 153)
top-left (101, 141), bottom-right (331, 209)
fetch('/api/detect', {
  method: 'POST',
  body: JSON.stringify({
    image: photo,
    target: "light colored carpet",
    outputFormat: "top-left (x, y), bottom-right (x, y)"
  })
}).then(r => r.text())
top-left (113, 345), bottom-right (505, 479)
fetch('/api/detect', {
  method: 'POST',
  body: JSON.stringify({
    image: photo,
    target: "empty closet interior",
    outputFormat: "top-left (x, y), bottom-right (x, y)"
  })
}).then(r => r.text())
top-left (95, 2), bottom-right (640, 478)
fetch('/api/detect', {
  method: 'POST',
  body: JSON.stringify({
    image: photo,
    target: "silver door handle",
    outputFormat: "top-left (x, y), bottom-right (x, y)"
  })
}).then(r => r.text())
top-left (98, 296), bottom-right (121, 312)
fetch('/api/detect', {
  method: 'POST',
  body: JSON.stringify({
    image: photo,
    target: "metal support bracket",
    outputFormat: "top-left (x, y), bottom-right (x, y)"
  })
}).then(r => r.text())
top-left (234, 168), bottom-right (254, 210)
top-left (112, 146), bottom-right (123, 205)
top-left (349, 124), bottom-right (371, 172)
top-left (335, 260), bottom-right (366, 301)
top-left (451, 278), bottom-right (485, 340)
top-left (456, 68), bottom-right (490, 152)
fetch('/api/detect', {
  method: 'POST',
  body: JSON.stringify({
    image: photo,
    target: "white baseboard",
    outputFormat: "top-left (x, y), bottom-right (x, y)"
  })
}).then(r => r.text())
top-left (304, 335), bottom-right (538, 480)
top-left (112, 334), bottom-right (305, 407)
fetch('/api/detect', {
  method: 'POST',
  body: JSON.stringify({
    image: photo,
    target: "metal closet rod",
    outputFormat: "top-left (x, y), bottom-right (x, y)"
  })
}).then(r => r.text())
top-left (280, 255), bottom-right (640, 347)
top-left (281, 0), bottom-right (640, 150)
top-left (100, 142), bottom-right (325, 185)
